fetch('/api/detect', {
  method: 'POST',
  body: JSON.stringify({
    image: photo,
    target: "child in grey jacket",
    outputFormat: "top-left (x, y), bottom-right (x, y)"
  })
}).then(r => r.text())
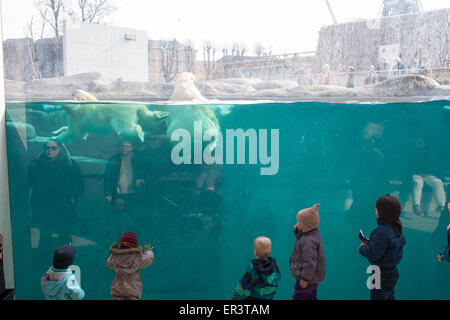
top-left (289, 203), bottom-right (326, 300)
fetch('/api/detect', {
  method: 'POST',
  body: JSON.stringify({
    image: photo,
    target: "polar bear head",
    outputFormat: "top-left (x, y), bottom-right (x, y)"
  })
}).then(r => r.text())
top-left (169, 72), bottom-right (205, 101)
top-left (175, 72), bottom-right (196, 85)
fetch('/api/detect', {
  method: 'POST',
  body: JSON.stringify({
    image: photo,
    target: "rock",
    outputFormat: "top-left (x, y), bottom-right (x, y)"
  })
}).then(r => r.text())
top-left (252, 80), bottom-right (299, 90)
top-left (6, 121), bottom-right (37, 140)
top-left (371, 75), bottom-right (441, 96)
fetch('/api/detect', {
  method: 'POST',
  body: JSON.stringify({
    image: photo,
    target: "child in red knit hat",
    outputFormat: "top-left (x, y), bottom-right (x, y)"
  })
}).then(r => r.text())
top-left (106, 232), bottom-right (154, 300)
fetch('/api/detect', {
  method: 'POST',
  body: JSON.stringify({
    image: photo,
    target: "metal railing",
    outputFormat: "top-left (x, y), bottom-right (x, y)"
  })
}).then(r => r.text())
top-left (313, 67), bottom-right (450, 88)
top-left (214, 66), bottom-right (450, 87)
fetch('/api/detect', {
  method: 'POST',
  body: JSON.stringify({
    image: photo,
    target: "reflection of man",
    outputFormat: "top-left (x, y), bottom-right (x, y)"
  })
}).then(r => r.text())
top-left (104, 137), bottom-right (144, 211)
top-left (346, 123), bottom-right (388, 231)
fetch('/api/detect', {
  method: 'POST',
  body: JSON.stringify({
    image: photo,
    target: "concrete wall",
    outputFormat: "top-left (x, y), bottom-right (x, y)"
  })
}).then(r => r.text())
top-left (3, 37), bottom-right (63, 82)
top-left (314, 8), bottom-right (450, 73)
top-left (0, 0), bottom-right (15, 292)
top-left (64, 22), bottom-right (148, 82)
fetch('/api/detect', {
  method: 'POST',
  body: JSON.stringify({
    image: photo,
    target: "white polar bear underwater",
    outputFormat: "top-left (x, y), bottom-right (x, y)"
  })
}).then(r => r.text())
top-left (51, 73), bottom-right (220, 148)
top-left (165, 72), bottom-right (221, 151)
top-left (52, 101), bottom-right (169, 143)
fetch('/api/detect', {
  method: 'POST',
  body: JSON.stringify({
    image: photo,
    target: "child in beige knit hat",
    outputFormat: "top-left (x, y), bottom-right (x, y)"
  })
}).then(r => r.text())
top-left (296, 204), bottom-right (321, 233)
top-left (290, 204), bottom-right (326, 300)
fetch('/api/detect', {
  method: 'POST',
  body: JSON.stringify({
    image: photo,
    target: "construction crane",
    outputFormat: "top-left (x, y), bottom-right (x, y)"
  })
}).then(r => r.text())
top-left (324, 0), bottom-right (338, 24)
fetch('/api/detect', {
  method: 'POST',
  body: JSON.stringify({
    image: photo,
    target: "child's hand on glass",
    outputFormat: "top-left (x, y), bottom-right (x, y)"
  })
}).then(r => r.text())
top-left (144, 244), bottom-right (154, 252)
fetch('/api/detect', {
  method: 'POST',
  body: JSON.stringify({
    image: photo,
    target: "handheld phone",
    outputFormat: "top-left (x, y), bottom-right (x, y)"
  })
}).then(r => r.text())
top-left (359, 229), bottom-right (368, 242)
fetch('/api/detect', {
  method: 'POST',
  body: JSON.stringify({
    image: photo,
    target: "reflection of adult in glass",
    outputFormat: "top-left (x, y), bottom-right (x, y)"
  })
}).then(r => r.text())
top-left (411, 138), bottom-right (446, 216)
top-left (104, 137), bottom-right (144, 212)
top-left (346, 123), bottom-right (389, 231)
top-left (28, 140), bottom-right (84, 249)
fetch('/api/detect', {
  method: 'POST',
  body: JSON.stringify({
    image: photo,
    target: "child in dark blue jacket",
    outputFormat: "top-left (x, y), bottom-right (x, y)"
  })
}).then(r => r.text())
top-left (359, 194), bottom-right (406, 300)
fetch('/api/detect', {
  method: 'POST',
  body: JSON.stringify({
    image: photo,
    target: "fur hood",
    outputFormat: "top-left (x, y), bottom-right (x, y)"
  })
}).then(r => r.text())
top-left (110, 242), bottom-right (142, 255)
top-left (106, 242), bottom-right (154, 300)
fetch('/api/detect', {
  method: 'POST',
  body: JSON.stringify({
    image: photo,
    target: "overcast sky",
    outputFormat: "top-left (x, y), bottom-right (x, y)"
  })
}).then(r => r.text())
top-left (1, 0), bottom-right (448, 56)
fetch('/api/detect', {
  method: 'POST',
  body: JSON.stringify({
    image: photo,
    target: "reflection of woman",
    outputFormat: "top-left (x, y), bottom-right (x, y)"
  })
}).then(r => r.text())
top-left (411, 138), bottom-right (446, 216)
top-left (28, 140), bottom-right (84, 249)
top-left (104, 138), bottom-right (144, 212)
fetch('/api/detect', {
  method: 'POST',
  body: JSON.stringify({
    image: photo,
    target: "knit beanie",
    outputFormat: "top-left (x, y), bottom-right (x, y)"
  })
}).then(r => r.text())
top-left (53, 244), bottom-right (75, 269)
top-left (376, 194), bottom-right (402, 236)
top-left (120, 232), bottom-right (138, 249)
top-left (297, 204), bottom-right (320, 233)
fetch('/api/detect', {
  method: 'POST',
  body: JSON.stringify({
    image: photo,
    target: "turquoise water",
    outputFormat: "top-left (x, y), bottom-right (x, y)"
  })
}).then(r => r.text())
top-left (5, 100), bottom-right (450, 300)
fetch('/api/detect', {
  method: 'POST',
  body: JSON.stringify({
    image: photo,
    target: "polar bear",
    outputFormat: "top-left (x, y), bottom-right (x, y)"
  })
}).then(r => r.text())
top-left (166, 72), bottom-right (221, 150)
top-left (52, 103), bottom-right (169, 143)
top-left (169, 72), bottom-right (207, 102)
top-left (72, 89), bottom-right (98, 101)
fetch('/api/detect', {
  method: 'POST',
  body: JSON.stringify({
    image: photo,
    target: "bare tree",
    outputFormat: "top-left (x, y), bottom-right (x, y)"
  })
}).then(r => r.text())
top-left (222, 46), bottom-right (230, 78)
top-left (23, 17), bottom-right (40, 79)
top-left (232, 42), bottom-right (240, 56)
top-left (160, 39), bottom-right (180, 83)
top-left (24, 16), bottom-right (36, 41)
top-left (77, 0), bottom-right (117, 23)
top-left (183, 39), bottom-right (195, 73)
top-left (35, 0), bottom-right (67, 37)
top-left (254, 42), bottom-right (264, 57)
top-left (203, 41), bottom-right (216, 80)
top-left (240, 43), bottom-right (247, 57)
top-left (25, 10), bottom-right (49, 40)
top-left (37, 8), bottom-right (50, 39)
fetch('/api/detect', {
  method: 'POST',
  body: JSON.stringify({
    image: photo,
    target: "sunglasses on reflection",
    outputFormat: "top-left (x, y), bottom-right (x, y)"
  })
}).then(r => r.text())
top-left (45, 146), bottom-right (59, 151)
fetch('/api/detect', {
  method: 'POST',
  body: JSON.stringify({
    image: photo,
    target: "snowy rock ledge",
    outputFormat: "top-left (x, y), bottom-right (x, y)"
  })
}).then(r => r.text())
top-left (4, 72), bottom-right (450, 102)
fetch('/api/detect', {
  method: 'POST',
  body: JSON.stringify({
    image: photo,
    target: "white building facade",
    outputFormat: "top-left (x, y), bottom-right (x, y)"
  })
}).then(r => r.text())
top-left (63, 22), bottom-right (149, 82)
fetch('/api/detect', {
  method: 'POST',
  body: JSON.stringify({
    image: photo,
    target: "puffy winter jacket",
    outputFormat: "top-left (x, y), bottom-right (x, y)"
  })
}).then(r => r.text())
top-left (290, 228), bottom-right (326, 284)
top-left (232, 257), bottom-right (281, 300)
top-left (106, 243), bottom-right (154, 300)
top-left (41, 267), bottom-right (85, 300)
top-left (359, 220), bottom-right (406, 268)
